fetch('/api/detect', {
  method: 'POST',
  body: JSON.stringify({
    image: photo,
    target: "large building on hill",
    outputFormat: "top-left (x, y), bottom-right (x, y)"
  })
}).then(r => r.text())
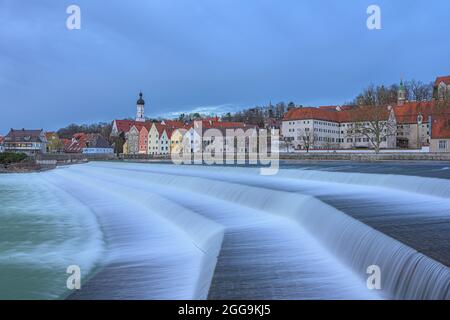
top-left (282, 105), bottom-right (397, 150)
top-left (282, 77), bottom-right (450, 151)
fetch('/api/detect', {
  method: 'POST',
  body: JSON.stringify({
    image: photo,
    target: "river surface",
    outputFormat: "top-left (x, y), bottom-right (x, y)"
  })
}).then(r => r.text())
top-left (0, 161), bottom-right (449, 300)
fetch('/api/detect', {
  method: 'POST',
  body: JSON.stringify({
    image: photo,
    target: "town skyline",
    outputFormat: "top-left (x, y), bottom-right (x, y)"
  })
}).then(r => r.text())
top-left (1, 0), bottom-right (450, 132)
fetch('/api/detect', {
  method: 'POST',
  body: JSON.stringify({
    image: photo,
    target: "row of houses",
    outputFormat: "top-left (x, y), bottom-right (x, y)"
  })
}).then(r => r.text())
top-left (111, 118), bottom-right (259, 155)
top-left (0, 129), bottom-right (113, 155)
top-left (281, 76), bottom-right (450, 153)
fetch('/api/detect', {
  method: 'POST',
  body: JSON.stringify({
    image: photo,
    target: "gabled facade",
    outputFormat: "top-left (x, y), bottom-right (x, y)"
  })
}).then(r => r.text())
top-left (126, 125), bottom-right (141, 155)
top-left (430, 116), bottom-right (450, 153)
top-left (395, 102), bottom-right (434, 148)
top-left (148, 123), bottom-right (171, 155)
top-left (139, 125), bottom-right (150, 154)
top-left (4, 129), bottom-right (47, 154)
top-left (170, 128), bottom-right (187, 155)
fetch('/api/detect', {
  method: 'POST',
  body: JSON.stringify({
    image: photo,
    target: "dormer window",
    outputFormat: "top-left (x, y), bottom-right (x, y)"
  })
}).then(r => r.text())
top-left (417, 114), bottom-right (423, 124)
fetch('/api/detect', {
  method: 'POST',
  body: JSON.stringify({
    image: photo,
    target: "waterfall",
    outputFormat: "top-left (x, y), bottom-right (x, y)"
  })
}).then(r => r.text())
top-left (81, 162), bottom-right (450, 299)
top-left (3, 161), bottom-right (449, 299)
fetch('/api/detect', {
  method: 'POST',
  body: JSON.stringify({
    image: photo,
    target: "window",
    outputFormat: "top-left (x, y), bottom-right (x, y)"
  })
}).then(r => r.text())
top-left (439, 140), bottom-right (447, 149)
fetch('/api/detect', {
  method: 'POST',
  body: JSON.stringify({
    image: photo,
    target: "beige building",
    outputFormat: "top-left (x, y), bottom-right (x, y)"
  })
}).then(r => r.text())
top-left (430, 117), bottom-right (450, 153)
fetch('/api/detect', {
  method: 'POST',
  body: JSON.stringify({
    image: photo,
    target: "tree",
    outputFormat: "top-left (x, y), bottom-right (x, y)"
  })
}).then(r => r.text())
top-left (114, 132), bottom-right (126, 156)
top-left (47, 134), bottom-right (65, 153)
top-left (297, 129), bottom-right (316, 152)
top-left (408, 80), bottom-right (433, 101)
top-left (346, 87), bottom-right (396, 153)
top-left (57, 122), bottom-right (112, 142)
top-left (282, 137), bottom-right (294, 153)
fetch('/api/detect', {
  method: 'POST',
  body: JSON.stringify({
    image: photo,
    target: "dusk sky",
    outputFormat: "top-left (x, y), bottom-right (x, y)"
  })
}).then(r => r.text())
top-left (1, 0), bottom-right (449, 132)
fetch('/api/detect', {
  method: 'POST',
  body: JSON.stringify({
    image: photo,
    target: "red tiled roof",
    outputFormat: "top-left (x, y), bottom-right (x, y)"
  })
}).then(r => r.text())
top-left (164, 127), bottom-right (175, 139)
top-left (283, 107), bottom-right (341, 122)
top-left (162, 120), bottom-right (185, 128)
top-left (65, 139), bottom-right (85, 153)
top-left (138, 122), bottom-right (152, 131)
top-left (432, 116), bottom-right (450, 139)
top-left (394, 101), bottom-right (435, 124)
top-left (283, 103), bottom-right (443, 124)
top-left (0, 136), bottom-right (4, 144)
top-left (114, 120), bottom-right (153, 133)
top-left (114, 120), bottom-right (135, 133)
top-left (154, 123), bottom-right (166, 135)
top-left (435, 76), bottom-right (450, 86)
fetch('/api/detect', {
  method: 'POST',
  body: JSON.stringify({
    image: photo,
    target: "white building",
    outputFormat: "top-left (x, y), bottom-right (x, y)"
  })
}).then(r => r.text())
top-left (282, 106), bottom-right (397, 150)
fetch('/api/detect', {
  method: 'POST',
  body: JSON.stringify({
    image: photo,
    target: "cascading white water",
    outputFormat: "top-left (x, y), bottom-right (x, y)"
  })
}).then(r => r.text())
top-left (1, 161), bottom-right (449, 299)
top-left (75, 162), bottom-right (450, 300)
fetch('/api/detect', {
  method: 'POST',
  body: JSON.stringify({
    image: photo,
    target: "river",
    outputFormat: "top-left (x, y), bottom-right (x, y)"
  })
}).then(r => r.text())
top-left (0, 161), bottom-right (449, 299)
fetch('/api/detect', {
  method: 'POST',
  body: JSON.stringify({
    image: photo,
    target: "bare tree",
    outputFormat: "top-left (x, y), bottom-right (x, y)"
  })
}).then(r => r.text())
top-left (297, 129), bottom-right (316, 152)
top-left (409, 80), bottom-right (433, 101)
top-left (347, 87), bottom-right (396, 153)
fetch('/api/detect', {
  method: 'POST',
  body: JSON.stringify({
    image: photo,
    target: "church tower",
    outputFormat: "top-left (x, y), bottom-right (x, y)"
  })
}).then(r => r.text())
top-left (136, 92), bottom-right (145, 122)
top-left (397, 79), bottom-right (406, 106)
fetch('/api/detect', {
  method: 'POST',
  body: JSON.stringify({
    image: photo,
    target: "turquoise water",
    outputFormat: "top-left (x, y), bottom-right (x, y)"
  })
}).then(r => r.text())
top-left (0, 174), bottom-right (104, 299)
top-left (1, 162), bottom-right (449, 300)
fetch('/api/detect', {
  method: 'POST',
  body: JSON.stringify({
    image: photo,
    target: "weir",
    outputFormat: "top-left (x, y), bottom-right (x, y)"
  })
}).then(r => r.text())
top-left (80, 162), bottom-right (450, 299)
top-left (2, 162), bottom-right (449, 300)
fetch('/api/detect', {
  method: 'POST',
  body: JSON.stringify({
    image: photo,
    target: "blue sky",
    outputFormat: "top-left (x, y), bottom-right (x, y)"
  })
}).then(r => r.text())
top-left (1, 0), bottom-right (449, 132)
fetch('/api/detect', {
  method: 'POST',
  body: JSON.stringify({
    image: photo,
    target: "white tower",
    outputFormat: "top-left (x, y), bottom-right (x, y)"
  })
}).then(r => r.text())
top-left (136, 92), bottom-right (145, 122)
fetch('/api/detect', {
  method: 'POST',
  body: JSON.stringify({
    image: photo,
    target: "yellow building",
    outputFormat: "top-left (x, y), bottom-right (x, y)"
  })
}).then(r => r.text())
top-left (170, 128), bottom-right (186, 155)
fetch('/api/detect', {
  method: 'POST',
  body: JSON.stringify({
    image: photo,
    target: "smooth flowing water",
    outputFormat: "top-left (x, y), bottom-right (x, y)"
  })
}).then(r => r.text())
top-left (0, 161), bottom-right (449, 300)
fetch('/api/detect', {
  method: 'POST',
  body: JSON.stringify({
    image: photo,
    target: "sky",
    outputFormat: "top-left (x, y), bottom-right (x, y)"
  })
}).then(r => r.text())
top-left (1, 0), bottom-right (450, 132)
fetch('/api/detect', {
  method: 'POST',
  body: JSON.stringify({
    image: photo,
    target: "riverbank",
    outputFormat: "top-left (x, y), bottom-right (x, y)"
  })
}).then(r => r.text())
top-left (2, 151), bottom-right (450, 174)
